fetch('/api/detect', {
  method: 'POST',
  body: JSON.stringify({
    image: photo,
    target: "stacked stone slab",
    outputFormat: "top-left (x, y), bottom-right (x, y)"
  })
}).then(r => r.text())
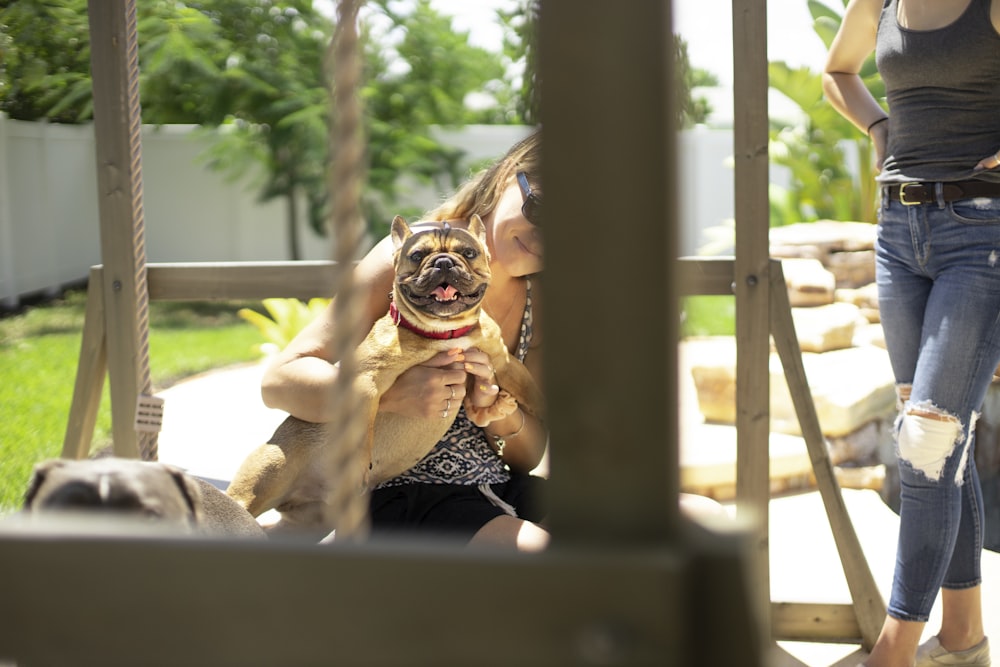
top-left (682, 221), bottom-right (896, 499)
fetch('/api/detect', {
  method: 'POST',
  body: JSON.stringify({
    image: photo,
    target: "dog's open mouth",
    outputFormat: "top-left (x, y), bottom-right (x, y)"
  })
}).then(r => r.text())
top-left (401, 282), bottom-right (486, 316)
top-left (431, 284), bottom-right (459, 302)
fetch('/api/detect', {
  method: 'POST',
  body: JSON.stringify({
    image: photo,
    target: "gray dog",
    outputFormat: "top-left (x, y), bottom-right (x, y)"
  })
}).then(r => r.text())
top-left (23, 458), bottom-right (266, 538)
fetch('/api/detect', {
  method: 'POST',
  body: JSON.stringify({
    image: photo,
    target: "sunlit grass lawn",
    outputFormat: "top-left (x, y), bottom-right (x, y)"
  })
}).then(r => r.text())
top-left (681, 295), bottom-right (736, 337)
top-left (0, 290), bottom-right (265, 511)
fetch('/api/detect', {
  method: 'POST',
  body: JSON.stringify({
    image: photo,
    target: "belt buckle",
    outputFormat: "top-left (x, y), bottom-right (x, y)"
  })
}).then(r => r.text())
top-left (898, 182), bottom-right (924, 206)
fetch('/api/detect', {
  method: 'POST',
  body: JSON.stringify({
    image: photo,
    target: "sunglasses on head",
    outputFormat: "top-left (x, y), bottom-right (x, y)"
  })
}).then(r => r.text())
top-left (516, 171), bottom-right (542, 227)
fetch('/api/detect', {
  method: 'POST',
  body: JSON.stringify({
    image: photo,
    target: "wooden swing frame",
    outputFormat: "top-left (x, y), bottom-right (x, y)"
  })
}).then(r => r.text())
top-left (0, 0), bottom-right (885, 664)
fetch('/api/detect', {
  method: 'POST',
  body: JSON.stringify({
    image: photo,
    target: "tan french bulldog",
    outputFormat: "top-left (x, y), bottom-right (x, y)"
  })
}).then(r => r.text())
top-left (23, 457), bottom-right (267, 538)
top-left (226, 215), bottom-right (544, 535)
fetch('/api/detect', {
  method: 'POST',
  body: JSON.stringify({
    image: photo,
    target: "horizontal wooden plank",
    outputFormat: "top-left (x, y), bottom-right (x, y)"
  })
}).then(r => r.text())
top-left (0, 522), bottom-right (759, 666)
top-left (771, 601), bottom-right (862, 644)
top-left (132, 257), bottom-right (737, 301)
top-left (677, 257), bottom-right (736, 296)
top-left (143, 262), bottom-right (339, 301)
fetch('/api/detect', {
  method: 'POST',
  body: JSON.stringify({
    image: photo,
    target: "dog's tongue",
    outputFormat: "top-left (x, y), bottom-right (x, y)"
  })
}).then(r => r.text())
top-left (432, 284), bottom-right (459, 301)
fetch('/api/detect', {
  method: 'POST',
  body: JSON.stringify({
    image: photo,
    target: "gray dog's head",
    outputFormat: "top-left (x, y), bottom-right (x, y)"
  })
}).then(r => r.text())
top-left (24, 458), bottom-right (204, 530)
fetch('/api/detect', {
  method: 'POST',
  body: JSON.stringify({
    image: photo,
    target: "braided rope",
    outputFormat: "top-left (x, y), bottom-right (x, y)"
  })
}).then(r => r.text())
top-left (322, 0), bottom-right (370, 539)
top-left (124, 0), bottom-right (157, 461)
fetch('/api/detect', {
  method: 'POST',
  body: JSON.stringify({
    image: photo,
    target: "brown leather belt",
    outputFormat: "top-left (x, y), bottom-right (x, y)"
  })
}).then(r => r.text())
top-left (884, 180), bottom-right (1000, 206)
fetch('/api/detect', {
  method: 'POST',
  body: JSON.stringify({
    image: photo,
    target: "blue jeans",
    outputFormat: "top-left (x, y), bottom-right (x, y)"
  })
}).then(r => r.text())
top-left (877, 192), bottom-right (1000, 622)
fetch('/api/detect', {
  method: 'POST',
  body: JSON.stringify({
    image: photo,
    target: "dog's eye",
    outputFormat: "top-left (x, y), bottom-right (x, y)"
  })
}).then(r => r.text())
top-left (462, 248), bottom-right (479, 260)
top-left (408, 250), bottom-right (426, 263)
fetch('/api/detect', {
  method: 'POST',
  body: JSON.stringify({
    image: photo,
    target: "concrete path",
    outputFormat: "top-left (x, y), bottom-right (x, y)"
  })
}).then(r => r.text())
top-left (157, 361), bottom-right (287, 490)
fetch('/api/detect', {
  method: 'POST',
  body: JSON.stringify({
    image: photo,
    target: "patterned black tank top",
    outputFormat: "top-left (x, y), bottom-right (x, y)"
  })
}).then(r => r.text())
top-left (376, 278), bottom-right (534, 487)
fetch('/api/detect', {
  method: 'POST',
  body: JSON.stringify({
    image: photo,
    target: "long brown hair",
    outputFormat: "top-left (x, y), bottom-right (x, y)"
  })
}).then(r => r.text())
top-left (424, 129), bottom-right (541, 222)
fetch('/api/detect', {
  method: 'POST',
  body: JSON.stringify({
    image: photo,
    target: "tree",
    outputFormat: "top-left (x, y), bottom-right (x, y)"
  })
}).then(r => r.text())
top-left (0, 0), bottom-right (93, 123)
top-left (768, 0), bottom-right (884, 224)
top-left (180, 0), bottom-right (333, 259)
top-left (361, 0), bottom-right (515, 237)
top-left (497, 0), bottom-right (539, 125)
top-left (0, 0), bottom-right (523, 258)
top-left (675, 35), bottom-right (715, 129)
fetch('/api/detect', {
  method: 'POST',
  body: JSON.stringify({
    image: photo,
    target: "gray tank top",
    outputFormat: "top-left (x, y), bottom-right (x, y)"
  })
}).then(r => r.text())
top-left (875, 0), bottom-right (1000, 183)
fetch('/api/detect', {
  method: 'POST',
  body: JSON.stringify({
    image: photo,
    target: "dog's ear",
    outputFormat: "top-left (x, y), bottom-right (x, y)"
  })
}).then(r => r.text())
top-left (23, 459), bottom-right (69, 509)
top-left (164, 465), bottom-right (205, 524)
top-left (390, 215), bottom-right (412, 250)
top-left (467, 214), bottom-right (490, 259)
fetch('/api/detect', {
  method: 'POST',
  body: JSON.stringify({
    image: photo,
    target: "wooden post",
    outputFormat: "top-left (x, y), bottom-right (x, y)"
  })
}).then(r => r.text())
top-left (732, 0), bottom-right (772, 637)
top-left (86, 0), bottom-right (156, 459)
top-left (62, 267), bottom-right (108, 460)
top-left (541, 0), bottom-right (679, 545)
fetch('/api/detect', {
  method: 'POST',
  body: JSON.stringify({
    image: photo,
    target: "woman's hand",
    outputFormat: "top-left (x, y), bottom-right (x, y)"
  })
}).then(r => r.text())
top-left (379, 349), bottom-right (468, 419)
top-left (974, 151), bottom-right (1000, 172)
top-left (461, 347), bottom-right (501, 409)
top-left (869, 120), bottom-right (888, 172)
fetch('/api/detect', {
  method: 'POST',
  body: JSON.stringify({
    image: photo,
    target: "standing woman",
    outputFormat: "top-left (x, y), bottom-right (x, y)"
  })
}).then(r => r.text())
top-left (260, 131), bottom-right (549, 551)
top-left (824, 0), bottom-right (1000, 665)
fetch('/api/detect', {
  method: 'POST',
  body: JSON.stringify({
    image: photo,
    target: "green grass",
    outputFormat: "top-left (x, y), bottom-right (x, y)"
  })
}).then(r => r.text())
top-left (681, 295), bottom-right (736, 337)
top-left (0, 290), bottom-right (266, 512)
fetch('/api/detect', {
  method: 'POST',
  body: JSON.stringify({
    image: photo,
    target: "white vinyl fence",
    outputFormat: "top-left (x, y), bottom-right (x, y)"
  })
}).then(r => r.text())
top-left (0, 114), bottom-right (745, 307)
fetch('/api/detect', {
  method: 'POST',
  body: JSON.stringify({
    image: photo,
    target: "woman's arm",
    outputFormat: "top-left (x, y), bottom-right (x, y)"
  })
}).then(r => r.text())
top-left (823, 0), bottom-right (888, 167)
top-left (483, 407), bottom-right (547, 473)
top-left (462, 341), bottom-right (547, 473)
top-left (260, 237), bottom-right (397, 422)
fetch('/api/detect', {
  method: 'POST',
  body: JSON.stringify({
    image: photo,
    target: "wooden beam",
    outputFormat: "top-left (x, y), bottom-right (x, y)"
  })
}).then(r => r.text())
top-left (677, 257), bottom-right (736, 296)
top-left (0, 525), bottom-right (760, 666)
top-left (732, 0), bottom-right (772, 638)
top-left (86, 1), bottom-right (153, 459)
top-left (772, 602), bottom-right (862, 643)
top-left (541, 0), bottom-right (679, 545)
top-left (769, 260), bottom-right (885, 649)
top-left (146, 262), bottom-right (337, 301)
top-left (62, 267), bottom-right (108, 459)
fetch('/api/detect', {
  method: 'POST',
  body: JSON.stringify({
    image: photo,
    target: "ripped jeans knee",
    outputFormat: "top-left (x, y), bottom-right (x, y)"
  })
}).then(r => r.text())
top-left (895, 384), bottom-right (975, 484)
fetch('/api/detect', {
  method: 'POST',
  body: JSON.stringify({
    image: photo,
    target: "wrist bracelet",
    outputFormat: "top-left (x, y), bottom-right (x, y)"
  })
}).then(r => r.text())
top-left (490, 409), bottom-right (525, 458)
top-left (866, 116), bottom-right (888, 137)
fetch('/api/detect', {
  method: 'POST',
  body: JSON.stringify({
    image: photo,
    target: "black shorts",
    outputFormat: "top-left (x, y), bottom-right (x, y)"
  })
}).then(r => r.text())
top-left (369, 474), bottom-right (547, 543)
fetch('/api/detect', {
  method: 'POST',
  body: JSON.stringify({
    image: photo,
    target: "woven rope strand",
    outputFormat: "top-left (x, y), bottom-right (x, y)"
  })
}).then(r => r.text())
top-left (322, 0), bottom-right (370, 539)
top-left (124, 0), bottom-right (157, 461)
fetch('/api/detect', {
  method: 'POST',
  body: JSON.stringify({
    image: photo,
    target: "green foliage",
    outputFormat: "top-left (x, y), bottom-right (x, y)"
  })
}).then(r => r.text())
top-left (238, 297), bottom-right (330, 351)
top-left (0, 0), bottom-right (92, 122)
top-left (675, 35), bottom-right (715, 128)
top-left (136, 2), bottom-right (229, 124)
top-left (0, 0), bottom-right (530, 258)
top-left (681, 296), bottom-right (736, 337)
top-left (360, 0), bottom-right (523, 235)
top-left (497, 0), bottom-right (539, 124)
top-left (768, 0), bottom-right (885, 224)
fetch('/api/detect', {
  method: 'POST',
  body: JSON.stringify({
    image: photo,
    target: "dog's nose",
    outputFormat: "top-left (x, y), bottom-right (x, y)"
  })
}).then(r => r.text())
top-left (433, 256), bottom-right (455, 271)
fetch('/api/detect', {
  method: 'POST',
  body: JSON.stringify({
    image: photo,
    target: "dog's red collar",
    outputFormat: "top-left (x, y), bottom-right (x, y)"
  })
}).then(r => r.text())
top-left (389, 302), bottom-right (476, 340)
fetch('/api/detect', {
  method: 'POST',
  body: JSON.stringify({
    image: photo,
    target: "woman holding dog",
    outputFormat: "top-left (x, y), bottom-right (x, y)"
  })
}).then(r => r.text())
top-left (260, 130), bottom-right (548, 551)
top-left (824, 0), bottom-right (1000, 665)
